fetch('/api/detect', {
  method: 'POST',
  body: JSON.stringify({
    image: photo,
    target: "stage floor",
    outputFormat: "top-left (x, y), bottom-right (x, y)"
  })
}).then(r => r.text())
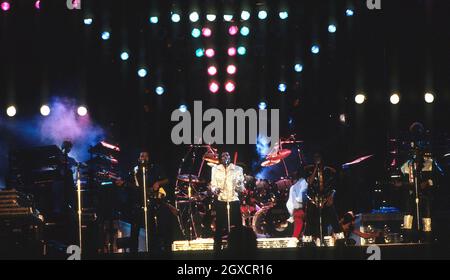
top-left (92, 242), bottom-right (450, 260)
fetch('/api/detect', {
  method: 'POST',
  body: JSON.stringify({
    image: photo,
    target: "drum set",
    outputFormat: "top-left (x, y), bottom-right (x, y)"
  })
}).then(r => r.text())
top-left (173, 136), bottom-right (304, 240)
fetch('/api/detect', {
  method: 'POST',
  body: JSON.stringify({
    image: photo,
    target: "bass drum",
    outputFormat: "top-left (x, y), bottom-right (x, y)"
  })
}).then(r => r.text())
top-left (252, 204), bottom-right (293, 238)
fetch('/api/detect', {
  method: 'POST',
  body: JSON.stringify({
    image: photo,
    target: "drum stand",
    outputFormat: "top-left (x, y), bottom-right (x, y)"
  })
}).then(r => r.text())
top-left (187, 182), bottom-right (198, 240)
top-left (279, 141), bottom-right (290, 178)
top-left (188, 149), bottom-right (199, 240)
top-left (175, 199), bottom-right (186, 237)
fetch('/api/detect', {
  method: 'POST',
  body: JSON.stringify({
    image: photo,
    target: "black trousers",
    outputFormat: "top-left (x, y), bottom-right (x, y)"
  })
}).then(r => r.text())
top-left (404, 189), bottom-right (432, 219)
top-left (214, 200), bottom-right (241, 249)
top-left (130, 202), bottom-right (174, 252)
top-left (304, 201), bottom-right (341, 238)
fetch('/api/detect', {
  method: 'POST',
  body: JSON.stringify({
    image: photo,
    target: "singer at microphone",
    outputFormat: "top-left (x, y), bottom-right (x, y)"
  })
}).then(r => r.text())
top-left (210, 152), bottom-right (246, 251)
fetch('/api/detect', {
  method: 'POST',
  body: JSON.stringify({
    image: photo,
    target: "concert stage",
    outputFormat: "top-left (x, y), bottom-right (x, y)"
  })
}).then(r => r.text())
top-left (93, 243), bottom-right (450, 260)
top-left (1, 0), bottom-right (450, 262)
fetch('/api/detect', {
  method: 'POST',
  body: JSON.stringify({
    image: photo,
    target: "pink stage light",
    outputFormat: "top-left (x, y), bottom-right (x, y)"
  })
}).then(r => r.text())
top-left (202, 27), bottom-right (212, 37)
top-left (226, 65), bottom-right (237, 75)
top-left (228, 26), bottom-right (238, 36)
top-left (1, 1), bottom-right (11, 11)
top-left (207, 66), bottom-right (217, 76)
top-left (205, 48), bottom-right (215, 58)
top-left (209, 81), bottom-right (219, 93)
top-left (35, 0), bottom-right (41, 9)
top-left (225, 81), bottom-right (235, 93)
top-left (227, 47), bottom-right (237, 56)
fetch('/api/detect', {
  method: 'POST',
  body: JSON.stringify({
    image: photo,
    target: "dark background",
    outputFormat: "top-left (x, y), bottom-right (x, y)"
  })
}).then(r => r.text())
top-left (0, 0), bottom-right (449, 215)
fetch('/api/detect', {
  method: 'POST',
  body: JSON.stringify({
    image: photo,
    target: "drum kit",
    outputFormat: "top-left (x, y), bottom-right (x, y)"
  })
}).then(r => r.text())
top-left (173, 136), bottom-right (305, 240)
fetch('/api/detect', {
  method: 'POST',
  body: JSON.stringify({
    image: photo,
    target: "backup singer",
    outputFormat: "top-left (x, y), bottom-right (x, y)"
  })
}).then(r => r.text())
top-left (397, 123), bottom-right (442, 242)
top-left (210, 152), bottom-right (246, 250)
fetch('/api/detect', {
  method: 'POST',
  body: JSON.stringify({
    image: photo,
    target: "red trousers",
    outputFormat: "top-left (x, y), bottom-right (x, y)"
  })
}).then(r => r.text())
top-left (292, 209), bottom-right (305, 238)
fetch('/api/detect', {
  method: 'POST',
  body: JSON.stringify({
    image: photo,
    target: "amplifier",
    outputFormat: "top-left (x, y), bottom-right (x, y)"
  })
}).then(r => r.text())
top-left (0, 189), bottom-right (35, 217)
top-left (358, 212), bottom-right (404, 245)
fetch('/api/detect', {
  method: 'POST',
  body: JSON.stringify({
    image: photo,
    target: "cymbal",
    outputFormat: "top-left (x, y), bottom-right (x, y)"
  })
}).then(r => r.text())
top-left (203, 152), bottom-right (219, 165)
top-left (266, 149), bottom-right (292, 161)
top-left (280, 140), bottom-right (304, 144)
top-left (261, 159), bottom-right (281, 167)
top-left (342, 155), bottom-right (374, 167)
top-left (177, 174), bottom-right (206, 184)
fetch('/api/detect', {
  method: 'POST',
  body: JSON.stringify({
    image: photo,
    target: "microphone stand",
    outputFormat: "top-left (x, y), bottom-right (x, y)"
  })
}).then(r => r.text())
top-left (142, 163), bottom-right (149, 252)
top-left (224, 167), bottom-right (231, 234)
top-left (76, 164), bottom-right (83, 254)
top-left (411, 145), bottom-right (421, 232)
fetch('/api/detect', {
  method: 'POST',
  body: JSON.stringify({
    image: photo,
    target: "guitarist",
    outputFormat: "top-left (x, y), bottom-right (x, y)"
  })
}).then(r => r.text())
top-left (129, 151), bottom-right (172, 252)
top-left (303, 153), bottom-right (344, 244)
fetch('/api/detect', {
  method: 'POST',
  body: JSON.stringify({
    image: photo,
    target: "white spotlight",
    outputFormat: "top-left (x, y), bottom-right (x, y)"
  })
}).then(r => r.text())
top-left (6, 106), bottom-right (16, 117)
top-left (424, 92), bottom-right (435, 104)
top-left (77, 106), bottom-right (88, 116)
top-left (40, 105), bottom-right (51, 116)
top-left (206, 14), bottom-right (216, 22)
top-left (223, 14), bottom-right (233, 22)
top-left (241, 11), bottom-right (250, 21)
top-left (258, 10), bottom-right (268, 20)
top-left (138, 68), bottom-right (148, 78)
top-left (328, 24), bottom-right (337, 33)
top-left (84, 18), bottom-right (93, 25)
top-left (179, 105), bottom-right (187, 113)
top-left (390, 93), bottom-right (400, 105)
top-left (189, 12), bottom-right (199, 22)
top-left (171, 13), bottom-right (181, 23)
top-left (355, 94), bottom-right (366, 104)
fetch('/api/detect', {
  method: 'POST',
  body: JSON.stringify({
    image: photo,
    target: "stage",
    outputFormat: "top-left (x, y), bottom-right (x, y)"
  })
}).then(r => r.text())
top-left (90, 243), bottom-right (450, 260)
top-left (1, 0), bottom-right (449, 262)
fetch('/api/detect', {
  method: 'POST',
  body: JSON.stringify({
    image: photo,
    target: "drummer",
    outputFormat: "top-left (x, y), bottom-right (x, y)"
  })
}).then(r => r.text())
top-left (286, 167), bottom-right (308, 239)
